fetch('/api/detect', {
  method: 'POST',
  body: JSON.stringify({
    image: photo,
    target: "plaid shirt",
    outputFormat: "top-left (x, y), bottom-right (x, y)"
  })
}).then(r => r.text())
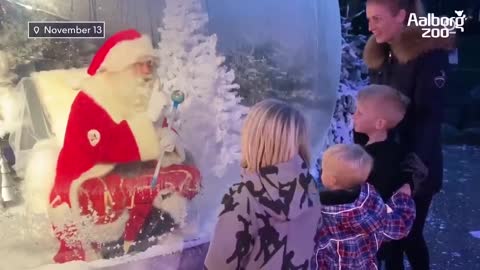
top-left (313, 184), bottom-right (415, 270)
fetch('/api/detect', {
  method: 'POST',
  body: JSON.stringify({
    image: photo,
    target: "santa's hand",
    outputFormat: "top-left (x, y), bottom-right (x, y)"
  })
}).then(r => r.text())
top-left (157, 128), bottom-right (185, 166)
top-left (147, 87), bottom-right (169, 123)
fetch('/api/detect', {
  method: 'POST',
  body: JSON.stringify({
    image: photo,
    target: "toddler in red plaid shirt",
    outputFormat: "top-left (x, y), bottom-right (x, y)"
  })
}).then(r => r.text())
top-left (312, 144), bottom-right (416, 270)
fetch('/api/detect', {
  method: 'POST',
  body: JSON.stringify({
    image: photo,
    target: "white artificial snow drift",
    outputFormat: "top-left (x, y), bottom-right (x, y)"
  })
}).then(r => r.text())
top-left (0, 201), bottom-right (209, 270)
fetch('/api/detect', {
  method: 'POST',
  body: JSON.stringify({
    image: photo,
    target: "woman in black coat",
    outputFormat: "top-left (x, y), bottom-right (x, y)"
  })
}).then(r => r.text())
top-left (357, 0), bottom-right (455, 269)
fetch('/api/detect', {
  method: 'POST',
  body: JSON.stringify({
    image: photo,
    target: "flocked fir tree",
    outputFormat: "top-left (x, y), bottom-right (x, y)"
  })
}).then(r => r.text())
top-left (321, 16), bottom-right (368, 150)
top-left (156, 0), bottom-right (248, 177)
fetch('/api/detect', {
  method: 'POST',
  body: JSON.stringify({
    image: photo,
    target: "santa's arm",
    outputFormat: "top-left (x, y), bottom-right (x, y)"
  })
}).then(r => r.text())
top-left (124, 113), bottom-right (160, 160)
top-left (98, 113), bottom-right (160, 162)
top-left (71, 92), bottom-right (160, 163)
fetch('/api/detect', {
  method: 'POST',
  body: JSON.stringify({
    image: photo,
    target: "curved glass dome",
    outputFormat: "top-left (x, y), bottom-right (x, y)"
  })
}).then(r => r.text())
top-left (0, 0), bottom-right (340, 269)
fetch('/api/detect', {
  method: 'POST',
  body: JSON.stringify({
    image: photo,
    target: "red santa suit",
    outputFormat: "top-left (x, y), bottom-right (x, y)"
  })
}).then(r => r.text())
top-left (47, 29), bottom-right (201, 263)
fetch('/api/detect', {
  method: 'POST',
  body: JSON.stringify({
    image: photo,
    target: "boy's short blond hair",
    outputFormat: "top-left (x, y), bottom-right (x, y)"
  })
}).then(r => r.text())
top-left (241, 99), bottom-right (311, 172)
top-left (322, 144), bottom-right (373, 189)
top-left (357, 84), bottom-right (411, 128)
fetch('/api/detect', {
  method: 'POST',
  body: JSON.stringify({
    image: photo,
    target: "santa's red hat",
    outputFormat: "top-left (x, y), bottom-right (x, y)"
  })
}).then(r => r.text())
top-left (87, 29), bottom-right (156, 76)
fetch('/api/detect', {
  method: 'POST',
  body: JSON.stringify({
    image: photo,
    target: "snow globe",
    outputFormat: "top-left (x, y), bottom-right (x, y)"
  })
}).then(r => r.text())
top-left (0, 0), bottom-right (341, 269)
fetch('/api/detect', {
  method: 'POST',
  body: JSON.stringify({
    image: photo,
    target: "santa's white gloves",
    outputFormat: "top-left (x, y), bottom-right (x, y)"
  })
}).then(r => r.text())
top-left (157, 127), bottom-right (185, 167)
top-left (147, 84), bottom-right (169, 123)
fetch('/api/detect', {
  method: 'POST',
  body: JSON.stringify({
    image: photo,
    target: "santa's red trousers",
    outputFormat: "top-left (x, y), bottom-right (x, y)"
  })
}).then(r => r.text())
top-left (51, 162), bottom-right (201, 263)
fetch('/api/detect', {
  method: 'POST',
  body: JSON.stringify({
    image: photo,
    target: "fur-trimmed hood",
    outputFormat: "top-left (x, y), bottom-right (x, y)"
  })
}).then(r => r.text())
top-left (363, 26), bottom-right (456, 69)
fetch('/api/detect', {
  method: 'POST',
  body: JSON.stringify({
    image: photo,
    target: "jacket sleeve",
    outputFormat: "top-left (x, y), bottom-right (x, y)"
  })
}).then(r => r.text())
top-left (98, 113), bottom-right (160, 162)
top-left (400, 152), bottom-right (429, 195)
top-left (410, 51), bottom-right (448, 189)
top-left (379, 191), bottom-right (416, 242)
top-left (204, 187), bottom-right (256, 270)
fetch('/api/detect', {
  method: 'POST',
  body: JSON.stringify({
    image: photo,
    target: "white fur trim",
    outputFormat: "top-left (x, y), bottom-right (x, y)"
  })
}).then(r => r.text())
top-left (99, 35), bottom-right (155, 73)
top-left (153, 191), bottom-right (188, 227)
top-left (85, 211), bottom-right (130, 243)
top-left (84, 246), bottom-right (101, 262)
top-left (68, 164), bottom-right (115, 214)
top-left (68, 164), bottom-right (127, 243)
top-left (31, 68), bottom-right (88, 144)
top-left (80, 75), bottom-right (134, 122)
top-left (47, 201), bottom-right (73, 226)
top-left (127, 113), bottom-right (160, 161)
top-left (23, 139), bottom-right (61, 215)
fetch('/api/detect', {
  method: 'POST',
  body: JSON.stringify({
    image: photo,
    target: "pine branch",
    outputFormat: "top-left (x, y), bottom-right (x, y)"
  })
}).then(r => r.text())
top-left (319, 16), bottom-right (368, 167)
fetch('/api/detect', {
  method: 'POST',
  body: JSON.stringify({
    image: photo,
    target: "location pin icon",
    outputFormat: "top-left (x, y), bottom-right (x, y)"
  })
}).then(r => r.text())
top-left (33, 26), bottom-right (40, 34)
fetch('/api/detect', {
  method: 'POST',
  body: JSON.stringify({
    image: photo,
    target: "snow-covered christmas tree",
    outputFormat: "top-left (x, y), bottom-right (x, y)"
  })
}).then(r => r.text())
top-left (322, 16), bottom-right (368, 150)
top-left (155, 0), bottom-right (248, 177)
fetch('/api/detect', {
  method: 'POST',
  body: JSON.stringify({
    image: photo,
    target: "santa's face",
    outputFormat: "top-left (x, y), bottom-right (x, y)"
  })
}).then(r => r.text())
top-left (114, 58), bottom-right (159, 113)
top-left (133, 59), bottom-right (159, 111)
top-left (133, 59), bottom-right (156, 77)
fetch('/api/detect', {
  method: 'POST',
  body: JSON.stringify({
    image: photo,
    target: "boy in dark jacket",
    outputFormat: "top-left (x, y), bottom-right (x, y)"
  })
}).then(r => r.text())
top-left (353, 84), bottom-right (428, 265)
top-left (313, 144), bottom-right (415, 270)
top-left (353, 84), bottom-right (427, 201)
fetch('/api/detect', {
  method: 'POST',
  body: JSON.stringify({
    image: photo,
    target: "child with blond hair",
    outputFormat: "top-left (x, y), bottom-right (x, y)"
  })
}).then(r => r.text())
top-left (354, 84), bottom-right (429, 267)
top-left (353, 84), bottom-right (427, 201)
top-left (204, 99), bottom-right (321, 270)
top-left (313, 144), bottom-right (415, 270)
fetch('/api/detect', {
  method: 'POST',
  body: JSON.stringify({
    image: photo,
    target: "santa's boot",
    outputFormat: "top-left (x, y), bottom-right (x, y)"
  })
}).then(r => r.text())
top-left (99, 237), bottom-right (125, 259)
top-left (129, 207), bottom-right (177, 253)
top-left (53, 239), bottom-right (85, 263)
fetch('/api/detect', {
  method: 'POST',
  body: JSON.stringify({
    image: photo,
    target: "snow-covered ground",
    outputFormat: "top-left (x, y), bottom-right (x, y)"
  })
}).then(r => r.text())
top-left (424, 145), bottom-right (480, 270)
top-left (0, 145), bottom-right (238, 270)
top-left (0, 160), bottom-right (238, 270)
top-left (0, 197), bottom-right (210, 270)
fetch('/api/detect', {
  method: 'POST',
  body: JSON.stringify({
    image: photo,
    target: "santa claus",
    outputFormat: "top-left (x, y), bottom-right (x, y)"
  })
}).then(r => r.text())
top-left (46, 29), bottom-right (201, 263)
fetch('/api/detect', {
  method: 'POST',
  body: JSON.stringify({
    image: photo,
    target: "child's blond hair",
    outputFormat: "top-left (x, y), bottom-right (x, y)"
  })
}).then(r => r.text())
top-left (241, 99), bottom-right (311, 172)
top-left (322, 144), bottom-right (373, 189)
top-left (357, 84), bottom-right (410, 129)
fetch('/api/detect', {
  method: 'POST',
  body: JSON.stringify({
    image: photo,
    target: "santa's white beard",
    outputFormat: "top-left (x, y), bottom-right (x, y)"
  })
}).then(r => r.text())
top-left (102, 69), bottom-right (158, 114)
top-left (134, 75), bottom-right (158, 112)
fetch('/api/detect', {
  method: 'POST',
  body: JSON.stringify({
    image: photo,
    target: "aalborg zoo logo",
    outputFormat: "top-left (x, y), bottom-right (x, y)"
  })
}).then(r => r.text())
top-left (407, 10), bottom-right (467, 38)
